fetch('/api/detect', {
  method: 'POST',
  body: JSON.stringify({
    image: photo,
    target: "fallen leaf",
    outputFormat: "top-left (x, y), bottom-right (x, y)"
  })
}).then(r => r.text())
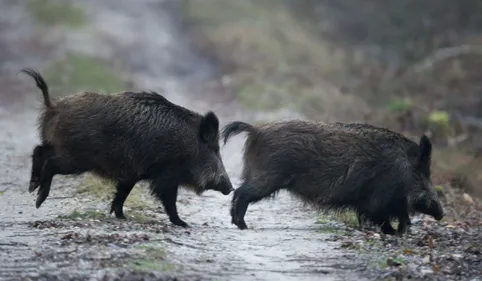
top-left (433, 265), bottom-right (440, 272)
top-left (403, 249), bottom-right (416, 255)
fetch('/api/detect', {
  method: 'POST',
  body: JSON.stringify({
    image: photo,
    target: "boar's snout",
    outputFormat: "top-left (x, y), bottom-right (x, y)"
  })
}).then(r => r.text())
top-left (429, 199), bottom-right (445, 221)
top-left (434, 211), bottom-right (445, 221)
top-left (211, 176), bottom-right (234, 195)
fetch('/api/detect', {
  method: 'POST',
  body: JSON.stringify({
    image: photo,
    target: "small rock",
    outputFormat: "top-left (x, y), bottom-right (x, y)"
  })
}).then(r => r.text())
top-left (420, 267), bottom-right (434, 276)
top-left (463, 193), bottom-right (475, 205)
top-left (422, 255), bottom-right (431, 264)
top-left (447, 253), bottom-right (463, 261)
top-left (107, 243), bottom-right (121, 250)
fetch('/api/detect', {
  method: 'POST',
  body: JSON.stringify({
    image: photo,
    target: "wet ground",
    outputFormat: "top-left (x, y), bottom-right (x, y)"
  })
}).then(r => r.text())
top-left (0, 1), bottom-right (364, 280)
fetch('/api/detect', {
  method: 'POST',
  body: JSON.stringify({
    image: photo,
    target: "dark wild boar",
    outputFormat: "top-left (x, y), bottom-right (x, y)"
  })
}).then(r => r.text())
top-left (222, 120), bottom-right (444, 235)
top-left (21, 68), bottom-right (234, 227)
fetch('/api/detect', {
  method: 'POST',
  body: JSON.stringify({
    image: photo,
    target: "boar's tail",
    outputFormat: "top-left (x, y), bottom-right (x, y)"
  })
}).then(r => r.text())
top-left (20, 68), bottom-right (53, 108)
top-left (221, 121), bottom-right (257, 145)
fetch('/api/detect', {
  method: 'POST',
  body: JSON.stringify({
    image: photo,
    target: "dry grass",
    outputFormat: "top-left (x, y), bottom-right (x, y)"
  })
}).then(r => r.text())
top-left (182, 0), bottom-right (371, 121)
top-left (77, 174), bottom-right (156, 212)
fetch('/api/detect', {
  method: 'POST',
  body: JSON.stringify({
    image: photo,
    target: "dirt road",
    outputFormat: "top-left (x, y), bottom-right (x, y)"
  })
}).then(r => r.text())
top-left (0, 1), bottom-right (364, 280)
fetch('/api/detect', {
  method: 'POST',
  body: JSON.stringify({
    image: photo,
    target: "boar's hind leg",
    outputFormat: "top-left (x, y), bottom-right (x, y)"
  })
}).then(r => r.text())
top-left (35, 150), bottom-right (88, 209)
top-left (110, 181), bottom-right (137, 219)
top-left (231, 182), bottom-right (278, 230)
top-left (29, 145), bottom-right (46, 193)
top-left (35, 159), bottom-right (56, 209)
top-left (150, 180), bottom-right (188, 227)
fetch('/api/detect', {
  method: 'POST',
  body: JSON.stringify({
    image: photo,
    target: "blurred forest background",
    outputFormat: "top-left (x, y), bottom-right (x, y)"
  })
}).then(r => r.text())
top-left (182, 0), bottom-right (482, 206)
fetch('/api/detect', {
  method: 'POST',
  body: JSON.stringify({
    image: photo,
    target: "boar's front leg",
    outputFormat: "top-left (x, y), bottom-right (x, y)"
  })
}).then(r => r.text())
top-left (161, 187), bottom-right (188, 227)
top-left (371, 215), bottom-right (396, 235)
top-left (110, 180), bottom-right (136, 219)
top-left (397, 212), bottom-right (411, 236)
top-left (150, 179), bottom-right (188, 227)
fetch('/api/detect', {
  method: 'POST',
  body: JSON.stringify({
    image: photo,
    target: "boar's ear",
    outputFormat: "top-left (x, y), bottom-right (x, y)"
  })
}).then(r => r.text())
top-left (417, 135), bottom-right (432, 174)
top-left (200, 111), bottom-right (220, 143)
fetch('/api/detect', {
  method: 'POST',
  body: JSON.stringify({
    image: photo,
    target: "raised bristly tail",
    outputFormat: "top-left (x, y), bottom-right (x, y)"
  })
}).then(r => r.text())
top-left (20, 68), bottom-right (53, 108)
top-left (221, 121), bottom-right (257, 145)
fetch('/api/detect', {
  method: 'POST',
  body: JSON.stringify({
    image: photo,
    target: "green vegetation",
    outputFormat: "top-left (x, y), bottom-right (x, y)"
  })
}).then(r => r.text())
top-left (26, 0), bottom-right (86, 28)
top-left (386, 98), bottom-right (413, 113)
top-left (316, 225), bottom-right (348, 235)
top-left (43, 53), bottom-right (127, 96)
top-left (129, 245), bottom-right (175, 272)
top-left (72, 174), bottom-right (158, 223)
top-left (427, 110), bottom-right (451, 138)
top-left (317, 211), bottom-right (359, 229)
top-left (78, 174), bottom-right (155, 211)
top-left (58, 207), bottom-right (158, 224)
top-left (59, 209), bottom-right (108, 220)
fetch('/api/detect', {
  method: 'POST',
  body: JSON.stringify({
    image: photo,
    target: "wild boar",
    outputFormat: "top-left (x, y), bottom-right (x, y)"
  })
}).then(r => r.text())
top-left (221, 120), bottom-right (444, 235)
top-left (21, 68), bottom-right (234, 227)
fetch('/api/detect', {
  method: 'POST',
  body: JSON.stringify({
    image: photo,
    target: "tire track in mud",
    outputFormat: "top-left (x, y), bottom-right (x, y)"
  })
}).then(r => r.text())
top-left (0, 0), bottom-right (365, 280)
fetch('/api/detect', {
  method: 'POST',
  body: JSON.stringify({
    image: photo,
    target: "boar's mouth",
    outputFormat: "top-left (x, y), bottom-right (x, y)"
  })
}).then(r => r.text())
top-left (221, 186), bottom-right (235, 195)
top-left (428, 201), bottom-right (445, 221)
top-left (433, 211), bottom-right (445, 221)
top-left (208, 176), bottom-right (234, 195)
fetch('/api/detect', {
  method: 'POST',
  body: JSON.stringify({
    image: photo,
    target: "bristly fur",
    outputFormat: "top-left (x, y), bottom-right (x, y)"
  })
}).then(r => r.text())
top-left (222, 120), bottom-right (445, 235)
top-left (22, 69), bottom-right (234, 227)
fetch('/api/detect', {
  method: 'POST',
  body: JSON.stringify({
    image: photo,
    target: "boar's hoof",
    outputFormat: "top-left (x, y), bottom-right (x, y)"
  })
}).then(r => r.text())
top-left (35, 190), bottom-right (49, 209)
top-left (232, 218), bottom-right (248, 230)
top-left (29, 180), bottom-right (39, 193)
top-left (170, 218), bottom-right (189, 228)
top-left (381, 226), bottom-right (396, 235)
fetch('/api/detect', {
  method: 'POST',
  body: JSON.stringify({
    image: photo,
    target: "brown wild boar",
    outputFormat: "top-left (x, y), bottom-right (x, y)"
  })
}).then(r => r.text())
top-left (21, 68), bottom-right (234, 227)
top-left (221, 120), bottom-right (444, 235)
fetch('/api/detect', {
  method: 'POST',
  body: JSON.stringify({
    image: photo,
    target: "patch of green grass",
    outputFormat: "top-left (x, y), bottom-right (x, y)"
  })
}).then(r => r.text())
top-left (77, 174), bottom-right (155, 211)
top-left (60, 209), bottom-right (108, 220)
top-left (130, 260), bottom-right (175, 272)
top-left (129, 245), bottom-right (174, 272)
top-left (315, 214), bottom-right (352, 235)
top-left (135, 245), bottom-right (166, 259)
top-left (75, 174), bottom-right (157, 223)
top-left (26, 0), bottom-right (86, 28)
top-left (386, 98), bottom-right (413, 112)
top-left (128, 212), bottom-right (159, 224)
top-left (317, 226), bottom-right (347, 235)
top-left (43, 52), bottom-right (127, 96)
top-left (318, 211), bottom-right (360, 229)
